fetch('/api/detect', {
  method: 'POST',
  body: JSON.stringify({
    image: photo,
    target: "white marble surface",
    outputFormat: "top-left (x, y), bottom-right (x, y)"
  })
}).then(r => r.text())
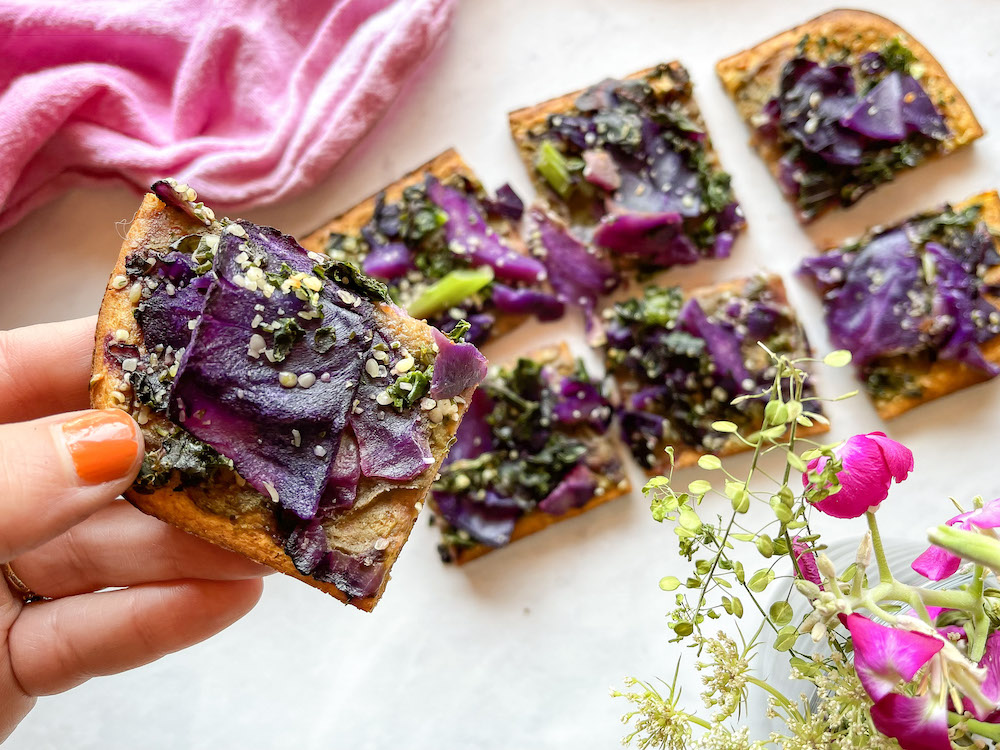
top-left (2, 1), bottom-right (1000, 747)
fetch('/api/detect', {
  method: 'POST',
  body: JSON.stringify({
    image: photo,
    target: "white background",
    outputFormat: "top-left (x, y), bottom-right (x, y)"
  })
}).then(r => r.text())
top-left (3, 1), bottom-right (1000, 747)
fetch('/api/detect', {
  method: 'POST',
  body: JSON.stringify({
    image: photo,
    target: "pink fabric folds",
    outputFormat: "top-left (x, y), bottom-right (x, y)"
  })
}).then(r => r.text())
top-left (0, 0), bottom-right (456, 231)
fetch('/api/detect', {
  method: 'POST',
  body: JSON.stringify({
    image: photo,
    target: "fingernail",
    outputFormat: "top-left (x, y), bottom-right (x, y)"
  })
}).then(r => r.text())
top-left (61, 409), bottom-right (141, 485)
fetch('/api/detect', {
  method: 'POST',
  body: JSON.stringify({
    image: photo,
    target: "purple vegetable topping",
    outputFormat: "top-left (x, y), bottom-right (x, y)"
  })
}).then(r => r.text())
top-left (321, 431), bottom-right (361, 509)
top-left (150, 180), bottom-right (211, 226)
top-left (491, 283), bottom-right (565, 322)
top-left (530, 207), bottom-right (619, 324)
top-left (678, 298), bottom-right (750, 387)
top-left (840, 72), bottom-right (908, 141)
top-left (436, 313), bottom-right (495, 347)
top-left (285, 520), bottom-right (328, 575)
top-left (444, 388), bottom-right (494, 464)
top-left (482, 183), bottom-right (525, 221)
top-left (924, 242), bottom-right (1000, 375)
top-left (432, 492), bottom-right (519, 548)
top-left (629, 385), bottom-right (669, 412)
top-left (426, 178), bottom-right (545, 284)
top-left (773, 58), bottom-right (864, 166)
top-left (351, 333), bottom-right (434, 482)
top-left (583, 149), bottom-right (622, 191)
top-left (171, 231), bottom-right (363, 520)
top-left (537, 463), bottom-right (598, 515)
top-left (594, 211), bottom-right (702, 268)
top-left (803, 228), bottom-right (923, 366)
top-left (361, 242), bottom-right (413, 280)
top-left (429, 329), bottom-right (488, 400)
top-left (552, 378), bottom-right (611, 430)
top-left (312, 548), bottom-right (386, 599)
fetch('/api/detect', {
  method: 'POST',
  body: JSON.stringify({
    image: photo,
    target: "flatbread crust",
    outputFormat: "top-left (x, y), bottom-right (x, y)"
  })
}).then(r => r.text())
top-left (299, 148), bottom-right (530, 343)
top-left (92, 194), bottom-right (476, 610)
top-left (607, 275), bottom-right (830, 478)
top-left (508, 62), bottom-right (728, 214)
top-left (715, 9), bottom-right (983, 222)
top-left (433, 343), bottom-right (632, 565)
top-left (839, 190), bottom-right (1000, 419)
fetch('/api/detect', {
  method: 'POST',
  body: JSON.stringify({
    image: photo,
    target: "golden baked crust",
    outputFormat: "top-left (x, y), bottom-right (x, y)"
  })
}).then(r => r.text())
top-left (431, 343), bottom-right (632, 565)
top-left (299, 148), bottom-right (529, 343)
top-left (92, 194), bottom-right (475, 611)
top-left (508, 62), bottom-right (727, 214)
top-left (716, 9), bottom-right (983, 223)
top-left (828, 190), bottom-right (1000, 419)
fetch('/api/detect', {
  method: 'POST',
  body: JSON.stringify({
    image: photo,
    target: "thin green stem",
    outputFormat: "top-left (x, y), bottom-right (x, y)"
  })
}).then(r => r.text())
top-left (969, 564), bottom-right (989, 662)
top-left (746, 676), bottom-right (805, 724)
top-left (866, 511), bottom-right (892, 584)
top-left (949, 712), bottom-right (1000, 741)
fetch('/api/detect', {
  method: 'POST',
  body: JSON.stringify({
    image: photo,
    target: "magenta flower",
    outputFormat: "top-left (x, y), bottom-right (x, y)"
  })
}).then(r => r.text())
top-left (803, 432), bottom-right (914, 519)
top-left (870, 693), bottom-right (951, 750)
top-left (845, 614), bottom-right (951, 750)
top-left (964, 631), bottom-right (1000, 720)
top-left (912, 498), bottom-right (1000, 580)
top-left (845, 613), bottom-right (943, 701)
top-left (791, 536), bottom-right (822, 588)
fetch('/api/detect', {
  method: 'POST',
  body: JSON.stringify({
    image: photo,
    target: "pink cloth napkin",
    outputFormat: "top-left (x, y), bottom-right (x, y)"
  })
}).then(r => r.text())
top-left (0, 0), bottom-right (456, 231)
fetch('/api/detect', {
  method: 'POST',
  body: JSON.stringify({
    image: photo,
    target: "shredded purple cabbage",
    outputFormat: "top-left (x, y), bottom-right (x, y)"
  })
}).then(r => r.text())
top-left (530, 207), bottom-right (618, 325)
top-left (362, 242), bottom-right (413, 280)
top-left (537, 463), bottom-right (597, 515)
top-left (491, 283), bottom-right (565, 322)
top-left (482, 183), bottom-right (525, 221)
top-left (429, 329), bottom-right (489, 400)
top-left (426, 178), bottom-right (545, 284)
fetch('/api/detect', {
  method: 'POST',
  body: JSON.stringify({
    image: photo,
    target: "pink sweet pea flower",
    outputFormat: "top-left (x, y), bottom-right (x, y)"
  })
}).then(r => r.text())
top-left (803, 432), bottom-right (914, 519)
top-left (791, 536), bottom-right (823, 588)
top-left (845, 614), bottom-right (951, 750)
top-left (912, 498), bottom-right (1000, 580)
top-left (870, 693), bottom-right (951, 750)
top-left (964, 631), bottom-right (1000, 720)
top-left (845, 613), bottom-right (943, 701)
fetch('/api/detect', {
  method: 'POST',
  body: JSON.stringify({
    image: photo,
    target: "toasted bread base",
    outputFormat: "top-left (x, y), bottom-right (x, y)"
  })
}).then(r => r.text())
top-left (716, 9), bottom-right (983, 223)
top-left (508, 62), bottom-right (727, 214)
top-left (92, 194), bottom-right (473, 610)
top-left (433, 343), bottom-right (632, 565)
top-left (858, 191), bottom-right (1000, 419)
top-left (299, 148), bottom-right (529, 343)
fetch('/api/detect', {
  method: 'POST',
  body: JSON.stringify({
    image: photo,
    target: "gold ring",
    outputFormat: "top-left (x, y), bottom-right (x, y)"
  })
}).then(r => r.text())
top-left (2, 562), bottom-right (43, 604)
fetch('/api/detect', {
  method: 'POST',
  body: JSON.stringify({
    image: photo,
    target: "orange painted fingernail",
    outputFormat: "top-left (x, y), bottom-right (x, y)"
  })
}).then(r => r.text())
top-left (61, 409), bottom-right (141, 484)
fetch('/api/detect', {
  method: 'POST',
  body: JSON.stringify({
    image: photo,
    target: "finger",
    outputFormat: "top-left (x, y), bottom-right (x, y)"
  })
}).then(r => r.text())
top-left (0, 409), bottom-right (143, 561)
top-left (8, 578), bottom-right (263, 696)
top-left (9, 502), bottom-right (272, 598)
top-left (0, 316), bottom-right (96, 423)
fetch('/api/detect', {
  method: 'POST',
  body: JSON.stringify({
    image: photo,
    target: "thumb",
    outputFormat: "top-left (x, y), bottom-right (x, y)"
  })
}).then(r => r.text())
top-left (0, 409), bottom-right (144, 561)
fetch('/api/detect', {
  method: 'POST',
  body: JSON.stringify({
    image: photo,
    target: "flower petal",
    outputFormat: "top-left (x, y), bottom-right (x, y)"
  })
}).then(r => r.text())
top-left (970, 498), bottom-right (1000, 530)
top-left (866, 431), bottom-right (914, 483)
top-left (845, 614), bottom-right (943, 702)
top-left (791, 536), bottom-right (823, 588)
top-left (812, 434), bottom-right (895, 519)
top-left (964, 631), bottom-right (1000, 720)
top-left (870, 693), bottom-right (951, 750)
top-left (911, 544), bottom-right (962, 581)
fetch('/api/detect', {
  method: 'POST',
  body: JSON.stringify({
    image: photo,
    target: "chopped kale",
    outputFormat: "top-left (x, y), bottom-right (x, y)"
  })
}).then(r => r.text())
top-left (315, 259), bottom-right (390, 303)
top-left (384, 368), bottom-right (432, 409)
top-left (312, 325), bottom-right (336, 354)
top-left (263, 317), bottom-right (305, 362)
top-left (135, 432), bottom-right (232, 491)
top-left (445, 319), bottom-right (471, 342)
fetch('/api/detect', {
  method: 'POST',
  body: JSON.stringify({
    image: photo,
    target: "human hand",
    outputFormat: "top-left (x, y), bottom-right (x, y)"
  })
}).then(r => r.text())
top-left (0, 317), bottom-right (270, 741)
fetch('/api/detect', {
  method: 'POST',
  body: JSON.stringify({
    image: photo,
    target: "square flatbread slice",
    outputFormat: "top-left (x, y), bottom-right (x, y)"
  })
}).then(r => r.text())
top-left (802, 190), bottom-right (1000, 419)
top-left (509, 62), bottom-right (745, 277)
top-left (429, 343), bottom-right (631, 565)
top-left (600, 274), bottom-right (829, 476)
top-left (717, 9), bottom-right (983, 223)
top-left (92, 185), bottom-right (482, 610)
top-left (300, 149), bottom-right (559, 347)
